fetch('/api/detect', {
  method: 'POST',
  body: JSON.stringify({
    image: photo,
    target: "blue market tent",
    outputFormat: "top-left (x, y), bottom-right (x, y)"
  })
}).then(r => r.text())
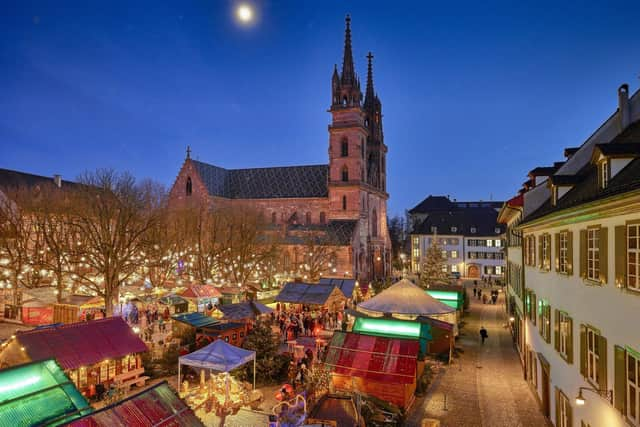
top-left (178, 339), bottom-right (256, 396)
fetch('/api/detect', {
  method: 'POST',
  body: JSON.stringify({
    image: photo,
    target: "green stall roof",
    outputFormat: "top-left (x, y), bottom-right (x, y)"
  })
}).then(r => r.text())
top-left (426, 289), bottom-right (463, 309)
top-left (352, 317), bottom-right (422, 339)
top-left (0, 359), bottom-right (92, 427)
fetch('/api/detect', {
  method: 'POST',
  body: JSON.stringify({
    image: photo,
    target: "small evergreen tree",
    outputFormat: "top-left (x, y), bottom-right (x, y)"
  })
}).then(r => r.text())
top-left (240, 320), bottom-right (291, 386)
top-left (419, 237), bottom-right (448, 287)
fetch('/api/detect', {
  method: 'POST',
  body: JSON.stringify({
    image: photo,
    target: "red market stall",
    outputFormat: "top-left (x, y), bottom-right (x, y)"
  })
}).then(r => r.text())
top-left (179, 285), bottom-right (222, 313)
top-left (324, 331), bottom-right (421, 409)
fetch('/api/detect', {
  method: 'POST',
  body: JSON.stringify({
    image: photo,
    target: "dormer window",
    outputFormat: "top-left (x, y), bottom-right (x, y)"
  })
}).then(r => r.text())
top-left (599, 160), bottom-right (609, 189)
top-left (470, 227), bottom-right (477, 234)
top-left (494, 227), bottom-right (501, 234)
top-left (451, 226), bottom-right (457, 233)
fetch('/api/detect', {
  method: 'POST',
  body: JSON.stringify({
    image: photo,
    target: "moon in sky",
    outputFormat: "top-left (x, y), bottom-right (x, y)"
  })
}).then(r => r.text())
top-left (236, 4), bottom-right (254, 24)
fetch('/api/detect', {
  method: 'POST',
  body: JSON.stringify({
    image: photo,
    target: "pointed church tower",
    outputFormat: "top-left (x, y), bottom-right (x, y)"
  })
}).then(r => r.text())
top-left (363, 52), bottom-right (387, 192)
top-left (328, 15), bottom-right (367, 220)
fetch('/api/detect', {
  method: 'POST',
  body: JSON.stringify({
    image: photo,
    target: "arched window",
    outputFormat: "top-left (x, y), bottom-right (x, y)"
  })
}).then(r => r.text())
top-left (342, 97), bottom-right (347, 105)
top-left (372, 209), bottom-right (378, 237)
top-left (342, 195), bottom-right (347, 210)
top-left (341, 166), bottom-right (349, 182)
top-left (271, 212), bottom-right (277, 224)
top-left (305, 212), bottom-right (311, 225)
top-left (186, 177), bottom-right (192, 196)
top-left (361, 138), bottom-right (365, 158)
top-left (341, 139), bottom-right (348, 157)
top-left (319, 212), bottom-right (326, 224)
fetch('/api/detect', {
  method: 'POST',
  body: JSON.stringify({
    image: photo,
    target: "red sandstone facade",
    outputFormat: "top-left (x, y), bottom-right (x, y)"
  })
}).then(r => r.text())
top-left (168, 16), bottom-right (390, 282)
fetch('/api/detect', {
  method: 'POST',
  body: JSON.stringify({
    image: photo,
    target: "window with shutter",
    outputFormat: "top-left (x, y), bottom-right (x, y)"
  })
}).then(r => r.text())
top-left (627, 349), bottom-right (640, 425)
top-left (558, 232), bottom-right (570, 274)
top-left (556, 388), bottom-right (572, 427)
top-left (600, 227), bottom-right (608, 284)
top-left (627, 224), bottom-right (639, 291)
top-left (558, 311), bottom-right (572, 362)
top-left (614, 345), bottom-right (627, 417)
top-left (580, 230), bottom-right (588, 278)
top-left (567, 231), bottom-right (574, 275)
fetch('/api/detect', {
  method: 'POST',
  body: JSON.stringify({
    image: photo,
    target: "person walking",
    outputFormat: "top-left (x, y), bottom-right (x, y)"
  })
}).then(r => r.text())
top-left (477, 289), bottom-right (482, 301)
top-left (473, 286), bottom-right (477, 298)
top-left (480, 326), bottom-right (488, 344)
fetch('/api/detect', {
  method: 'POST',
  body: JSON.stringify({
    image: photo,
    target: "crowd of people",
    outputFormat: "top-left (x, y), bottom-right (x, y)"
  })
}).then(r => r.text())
top-left (275, 305), bottom-right (344, 342)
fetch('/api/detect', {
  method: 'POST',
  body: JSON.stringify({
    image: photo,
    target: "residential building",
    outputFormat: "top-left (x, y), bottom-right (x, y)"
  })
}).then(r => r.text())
top-left (409, 196), bottom-right (505, 278)
top-left (505, 83), bottom-right (640, 427)
top-left (168, 16), bottom-right (391, 282)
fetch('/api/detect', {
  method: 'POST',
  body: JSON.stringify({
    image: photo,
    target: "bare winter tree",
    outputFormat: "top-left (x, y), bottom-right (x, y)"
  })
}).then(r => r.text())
top-left (0, 186), bottom-right (47, 315)
top-left (295, 234), bottom-right (339, 282)
top-left (67, 170), bottom-right (162, 315)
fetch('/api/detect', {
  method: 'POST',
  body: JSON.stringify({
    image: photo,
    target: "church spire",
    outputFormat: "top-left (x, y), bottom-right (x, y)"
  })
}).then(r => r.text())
top-left (364, 52), bottom-right (375, 108)
top-left (341, 15), bottom-right (356, 86)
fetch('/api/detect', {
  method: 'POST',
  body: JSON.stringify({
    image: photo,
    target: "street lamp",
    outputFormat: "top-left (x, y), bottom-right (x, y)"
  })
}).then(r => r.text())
top-left (575, 386), bottom-right (612, 406)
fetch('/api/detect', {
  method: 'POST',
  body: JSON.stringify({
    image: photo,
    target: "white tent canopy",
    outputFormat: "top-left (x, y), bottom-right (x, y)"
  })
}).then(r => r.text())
top-left (178, 339), bottom-right (257, 393)
top-left (357, 279), bottom-right (456, 317)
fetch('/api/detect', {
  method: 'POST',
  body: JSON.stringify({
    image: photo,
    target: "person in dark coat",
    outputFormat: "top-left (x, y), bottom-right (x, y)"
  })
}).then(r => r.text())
top-left (480, 326), bottom-right (488, 344)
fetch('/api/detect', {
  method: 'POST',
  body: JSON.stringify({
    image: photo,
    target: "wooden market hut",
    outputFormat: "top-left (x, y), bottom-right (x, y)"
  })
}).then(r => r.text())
top-left (53, 294), bottom-right (105, 324)
top-left (20, 288), bottom-right (57, 326)
top-left (274, 282), bottom-right (346, 312)
top-left (171, 311), bottom-right (219, 338)
top-left (66, 381), bottom-right (203, 426)
top-left (214, 300), bottom-right (273, 324)
top-left (195, 322), bottom-right (247, 349)
top-left (318, 277), bottom-right (358, 301)
top-left (324, 331), bottom-right (421, 410)
top-left (178, 285), bottom-right (222, 313)
top-left (0, 317), bottom-right (149, 397)
top-left (158, 294), bottom-right (189, 315)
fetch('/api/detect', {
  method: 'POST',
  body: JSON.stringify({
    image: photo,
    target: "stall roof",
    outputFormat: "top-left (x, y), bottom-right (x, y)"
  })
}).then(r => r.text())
top-left (325, 331), bottom-right (419, 384)
top-left (172, 312), bottom-right (219, 328)
top-left (275, 282), bottom-right (345, 305)
top-left (0, 359), bottom-right (93, 426)
top-left (200, 322), bottom-right (245, 333)
top-left (217, 301), bottom-right (273, 320)
top-left (159, 294), bottom-right (189, 306)
top-left (179, 285), bottom-right (222, 299)
top-left (179, 339), bottom-right (255, 372)
top-left (357, 279), bottom-right (455, 317)
top-left (15, 317), bottom-right (147, 370)
top-left (67, 381), bottom-right (203, 427)
top-left (318, 278), bottom-right (357, 297)
top-left (59, 294), bottom-right (102, 307)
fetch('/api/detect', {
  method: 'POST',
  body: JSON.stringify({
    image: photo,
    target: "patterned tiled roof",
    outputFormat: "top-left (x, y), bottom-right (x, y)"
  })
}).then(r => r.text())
top-left (191, 160), bottom-right (328, 199)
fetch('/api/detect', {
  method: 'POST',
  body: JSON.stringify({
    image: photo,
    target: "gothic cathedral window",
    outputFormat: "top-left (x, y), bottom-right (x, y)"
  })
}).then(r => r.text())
top-left (320, 212), bottom-right (326, 224)
top-left (342, 166), bottom-right (349, 182)
top-left (305, 212), bottom-right (311, 225)
top-left (186, 177), bottom-right (192, 196)
top-left (341, 139), bottom-right (348, 157)
top-left (342, 196), bottom-right (347, 210)
top-left (372, 209), bottom-right (378, 237)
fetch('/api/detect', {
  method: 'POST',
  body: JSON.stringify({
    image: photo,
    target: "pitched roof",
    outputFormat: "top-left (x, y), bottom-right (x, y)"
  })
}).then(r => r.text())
top-left (16, 317), bottom-right (147, 370)
top-left (171, 312), bottom-right (219, 328)
top-left (281, 220), bottom-right (357, 246)
top-left (318, 278), bottom-right (357, 297)
top-left (0, 168), bottom-right (77, 190)
top-left (324, 331), bottom-right (419, 384)
top-left (216, 301), bottom-right (273, 320)
top-left (179, 285), bottom-right (222, 299)
top-left (0, 359), bottom-right (92, 426)
top-left (67, 381), bottom-right (203, 427)
top-left (524, 120), bottom-right (640, 223)
top-left (409, 195), bottom-right (454, 213)
top-left (191, 160), bottom-right (328, 199)
top-left (412, 207), bottom-right (503, 236)
top-left (275, 282), bottom-right (346, 305)
top-left (593, 142), bottom-right (640, 157)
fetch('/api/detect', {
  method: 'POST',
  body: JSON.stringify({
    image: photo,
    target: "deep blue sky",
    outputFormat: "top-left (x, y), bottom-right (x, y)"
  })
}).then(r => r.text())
top-left (2, 1), bottom-right (639, 215)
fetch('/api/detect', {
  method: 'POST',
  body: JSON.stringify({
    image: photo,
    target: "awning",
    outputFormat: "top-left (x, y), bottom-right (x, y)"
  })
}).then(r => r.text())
top-left (179, 339), bottom-right (255, 372)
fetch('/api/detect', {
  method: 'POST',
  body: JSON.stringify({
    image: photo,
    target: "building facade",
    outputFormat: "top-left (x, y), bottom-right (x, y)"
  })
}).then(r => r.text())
top-left (168, 17), bottom-right (391, 283)
top-left (503, 83), bottom-right (640, 427)
top-left (409, 196), bottom-right (505, 278)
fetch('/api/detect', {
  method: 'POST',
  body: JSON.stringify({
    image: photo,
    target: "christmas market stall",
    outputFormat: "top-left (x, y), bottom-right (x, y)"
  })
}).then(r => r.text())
top-left (66, 381), bottom-right (204, 427)
top-left (179, 285), bottom-right (222, 313)
top-left (214, 300), bottom-right (273, 325)
top-left (275, 282), bottom-right (346, 313)
top-left (158, 294), bottom-right (189, 315)
top-left (0, 359), bottom-right (93, 426)
top-left (172, 311), bottom-right (219, 338)
top-left (52, 294), bottom-right (105, 324)
top-left (318, 277), bottom-right (358, 301)
top-left (20, 287), bottom-right (57, 326)
top-left (196, 322), bottom-right (247, 349)
top-left (178, 339), bottom-right (257, 415)
top-left (324, 331), bottom-right (421, 410)
top-left (356, 279), bottom-right (458, 335)
top-left (0, 317), bottom-right (149, 398)
top-left (423, 283), bottom-right (466, 313)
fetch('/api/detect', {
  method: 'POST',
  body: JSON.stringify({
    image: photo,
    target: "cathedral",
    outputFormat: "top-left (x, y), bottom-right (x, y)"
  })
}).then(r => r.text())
top-left (169, 16), bottom-right (390, 282)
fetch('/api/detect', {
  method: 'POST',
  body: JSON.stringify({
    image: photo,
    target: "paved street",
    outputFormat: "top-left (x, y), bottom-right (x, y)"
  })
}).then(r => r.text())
top-left (407, 283), bottom-right (550, 427)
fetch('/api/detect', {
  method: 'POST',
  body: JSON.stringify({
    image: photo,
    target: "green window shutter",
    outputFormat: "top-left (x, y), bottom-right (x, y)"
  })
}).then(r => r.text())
top-left (599, 227), bottom-right (608, 284)
top-left (554, 233), bottom-right (560, 271)
top-left (614, 345), bottom-right (627, 414)
top-left (554, 309), bottom-right (560, 351)
top-left (567, 395), bottom-right (573, 427)
top-left (597, 335), bottom-right (608, 391)
top-left (567, 316), bottom-right (574, 364)
top-left (580, 230), bottom-right (587, 279)
top-left (567, 231), bottom-right (574, 275)
top-left (538, 236), bottom-right (543, 268)
top-left (615, 225), bottom-right (627, 288)
top-left (580, 324), bottom-right (587, 376)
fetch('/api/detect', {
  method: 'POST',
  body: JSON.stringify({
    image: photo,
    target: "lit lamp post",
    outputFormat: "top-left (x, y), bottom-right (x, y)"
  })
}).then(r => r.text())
top-left (575, 386), bottom-right (613, 406)
top-left (399, 253), bottom-right (407, 278)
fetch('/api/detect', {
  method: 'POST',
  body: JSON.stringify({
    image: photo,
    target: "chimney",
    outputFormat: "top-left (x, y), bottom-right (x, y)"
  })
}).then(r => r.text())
top-left (619, 84), bottom-right (630, 130)
top-left (53, 174), bottom-right (62, 188)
